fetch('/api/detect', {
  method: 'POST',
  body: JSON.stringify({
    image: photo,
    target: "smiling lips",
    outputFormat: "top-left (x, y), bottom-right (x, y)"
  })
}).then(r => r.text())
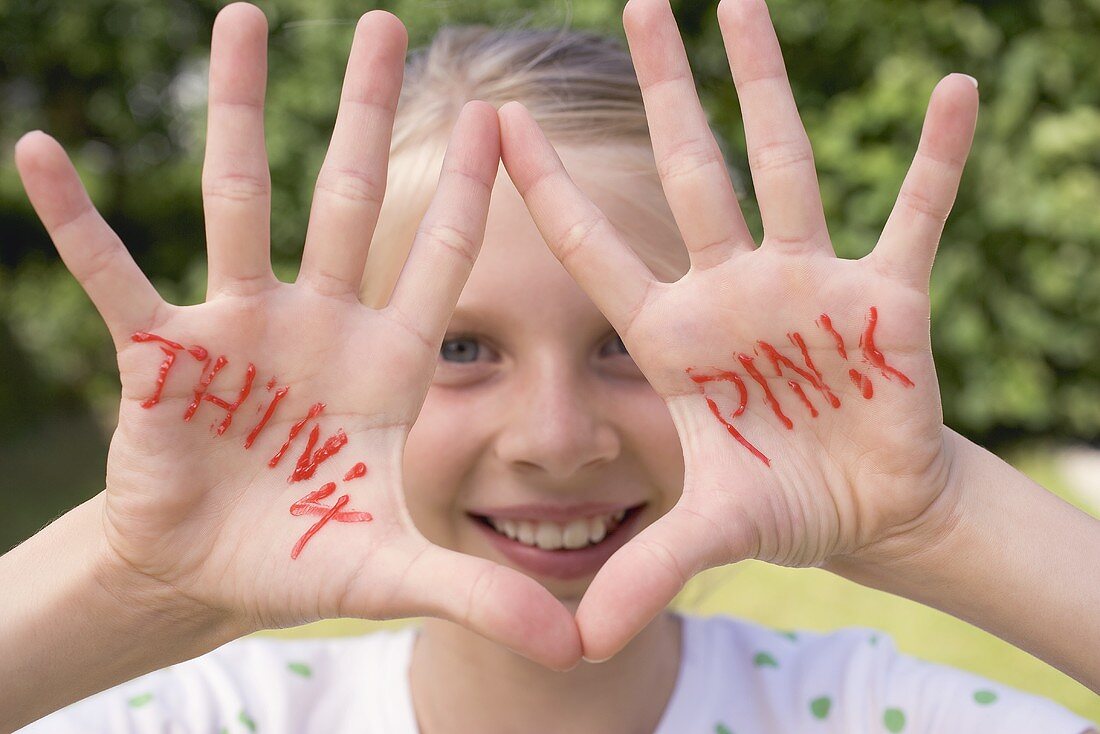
top-left (469, 504), bottom-right (646, 580)
top-left (487, 509), bottom-right (626, 550)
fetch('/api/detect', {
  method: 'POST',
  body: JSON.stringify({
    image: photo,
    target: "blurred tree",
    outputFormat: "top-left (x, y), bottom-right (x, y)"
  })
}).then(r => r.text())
top-left (1, 0), bottom-right (1099, 507)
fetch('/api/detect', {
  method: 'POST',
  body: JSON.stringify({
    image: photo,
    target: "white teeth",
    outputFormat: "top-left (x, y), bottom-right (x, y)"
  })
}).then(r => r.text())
top-left (535, 523), bottom-right (563, 550)
top-left (562, 519), bottom-right (591, 549)
top-left (587, 516), bottom-right (607, 544)
top-left (485, 509), bottom-right (633, 550)
top-left (517, 521), bottom-right (536, 545)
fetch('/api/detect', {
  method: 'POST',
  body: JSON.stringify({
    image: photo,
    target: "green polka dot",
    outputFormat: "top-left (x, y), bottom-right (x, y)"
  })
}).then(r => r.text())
top-left (753, 651), bottom-right (779, 667)
top-left (239, 710), bottom-right (257, 732)
top-left (869, 634), bottom-right (880, 646)
top-left (884, 707), bottom-right (906, 732)
top-left (287, 661), bottom-right (312, 678)
top-left (973, 689), bottom-right (998, 705)
top-left (810, 695), bottom-right (831, 719)
top-left (127, 692), bottom-right (154, 708)
top-left (779, 630), bottom-right (798, 641)
top-left (715, 724), bottom-right (734, 734)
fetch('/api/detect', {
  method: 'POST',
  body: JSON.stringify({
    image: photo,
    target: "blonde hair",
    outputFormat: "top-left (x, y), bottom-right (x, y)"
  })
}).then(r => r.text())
top-left (358, 24), bottom-right (697, 309)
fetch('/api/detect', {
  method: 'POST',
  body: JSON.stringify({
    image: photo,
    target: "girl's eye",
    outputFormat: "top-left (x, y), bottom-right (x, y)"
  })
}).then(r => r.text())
top-left (440, 336), bottom-right (482, 363)
top-left (439, 333), bottom-right (630, 365)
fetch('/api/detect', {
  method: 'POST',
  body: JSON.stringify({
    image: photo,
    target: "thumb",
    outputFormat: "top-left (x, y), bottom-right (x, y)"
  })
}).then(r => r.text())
top-left (576, 501), bottom-right (756, 661)
top-left (391, 542), bottom-right (582, 671)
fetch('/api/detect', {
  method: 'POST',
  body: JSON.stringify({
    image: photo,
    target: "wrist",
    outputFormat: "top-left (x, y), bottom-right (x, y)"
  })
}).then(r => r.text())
top-left (824, 429), bottom-right (1100, 691)
top-left (88, 492), bottom-right (253, 644)
top-left (824, 426), bottom-right (968, 579)
top-left (0, 492), bottom-right (251, 730)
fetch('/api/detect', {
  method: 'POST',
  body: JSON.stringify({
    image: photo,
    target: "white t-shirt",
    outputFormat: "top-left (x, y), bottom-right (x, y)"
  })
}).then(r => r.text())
top-left (18, 614), bottom-right (1096, 733)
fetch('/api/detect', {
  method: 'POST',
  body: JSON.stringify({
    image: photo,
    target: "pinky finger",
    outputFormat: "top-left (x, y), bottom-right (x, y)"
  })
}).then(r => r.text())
top-left (14, 132), bottom-right (167, 346)
top-left (869, 74), bottom-right (979, 293)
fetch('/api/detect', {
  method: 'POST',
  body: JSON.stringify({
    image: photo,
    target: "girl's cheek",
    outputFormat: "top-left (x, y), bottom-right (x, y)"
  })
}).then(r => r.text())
top-left (619, 383), bottom-right (685, 511)
top-left (429, 363), bottom-right (497, 388)
top-left (402, 390), bottom-right (478, 545)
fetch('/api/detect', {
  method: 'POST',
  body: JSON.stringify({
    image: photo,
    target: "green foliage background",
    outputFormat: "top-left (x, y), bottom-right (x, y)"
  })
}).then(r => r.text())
top-left (1, 0), bottom-right (1098, 720)
top-left (4, 0), bottom-right (1100, 448)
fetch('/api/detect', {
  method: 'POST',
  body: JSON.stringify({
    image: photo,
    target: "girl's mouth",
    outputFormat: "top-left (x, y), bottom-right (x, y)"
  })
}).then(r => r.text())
top-left (468, 504), bottom-right (647, 580)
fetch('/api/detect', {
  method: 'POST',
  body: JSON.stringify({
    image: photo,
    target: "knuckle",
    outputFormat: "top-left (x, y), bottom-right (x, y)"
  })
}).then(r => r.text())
top-left (641, 72), bottom-right (693, 97)
top-left (416, 222), bottom-right (477, 266)
top-left (314, 167), bottom-right (385, 208)
top-left (202, 173), bottom-right (270, 203)
top-left (639, 536), bottom-right (689, 587)
top-left (747, 138), bottom-right (814, 175)
top-left (897, 187), bottom-right (949, 222)
top-left (299, 267), bottom-right (355, 299)
top-left (463, 564), bottom-right (498, 627)
top-left (385, 301), bottom-right (435, 352)
top-left (523, 164), bottom-right (561, 199)
top-left (558, 216), bottom-right (605, 265)
top-left (616, 277), bottom-right (656, 344)
top-left (78, 239), bottom-right (122, 287)
top-left (442, 163), bottom-right (493, 194)
top-left (657, 138), bottom-right (724, 184)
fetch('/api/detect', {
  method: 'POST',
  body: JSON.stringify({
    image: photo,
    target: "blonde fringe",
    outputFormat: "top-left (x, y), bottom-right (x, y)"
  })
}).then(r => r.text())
top-left (360, 23), bottom-right (715, 307)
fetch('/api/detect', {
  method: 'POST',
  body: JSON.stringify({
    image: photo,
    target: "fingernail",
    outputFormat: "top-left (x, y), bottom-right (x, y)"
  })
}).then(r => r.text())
top-left (582, 655), bottom-right (611, 664)
top-left (960, 74), bottom-right (978, 88)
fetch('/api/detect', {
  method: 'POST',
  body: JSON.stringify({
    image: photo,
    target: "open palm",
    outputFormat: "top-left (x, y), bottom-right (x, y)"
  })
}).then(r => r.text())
top-left (15, 4), bottom-right (579, 670)
top-left (499, 0), bottom-right (978, 660)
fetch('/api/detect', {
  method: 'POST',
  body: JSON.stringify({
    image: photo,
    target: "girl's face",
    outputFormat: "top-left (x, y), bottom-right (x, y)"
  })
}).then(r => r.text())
top-left (402, 153), bottom-right (686, 602)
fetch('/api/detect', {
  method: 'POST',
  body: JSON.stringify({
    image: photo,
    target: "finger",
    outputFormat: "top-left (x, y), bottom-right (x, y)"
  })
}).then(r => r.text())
top-left (716, 0), bottom-right (830, 253)
top-left (576, 502), bottom-right (755, 661)
top-left (498, 101), bottom-right (658, 339)
top-left (202, 3), bottom-right (276, 298)
top-left (384, 101), bottom-right (498, 345)
top-left (298, 11), bottom-right (407, 298)
top-left (869, 74), bottom-right (979, 293)
top-left (623, 0), bottom-right (753, 269)
top-left (13, 132), bottom-right (167, 347)
top-left (403, 543), bottom-right (583, 671)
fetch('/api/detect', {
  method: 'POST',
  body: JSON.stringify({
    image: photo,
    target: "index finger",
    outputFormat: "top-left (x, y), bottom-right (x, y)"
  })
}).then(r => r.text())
top-left (383, 101), bottom-right (500, 347)
top-left (498, 101), bottom-right (658, 340)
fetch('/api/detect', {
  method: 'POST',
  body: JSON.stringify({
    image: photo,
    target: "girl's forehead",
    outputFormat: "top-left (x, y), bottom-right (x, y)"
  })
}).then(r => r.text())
top-left (447, 175), bottom-right (610, 330)
top-left (466, 202), bottom-right (594, 316)
top-left (478, 146), bottom-right (689, 284)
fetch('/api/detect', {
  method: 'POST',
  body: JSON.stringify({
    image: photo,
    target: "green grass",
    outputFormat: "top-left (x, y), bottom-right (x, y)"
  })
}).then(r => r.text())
top-left (260, 446), bottom-right (1100, 723)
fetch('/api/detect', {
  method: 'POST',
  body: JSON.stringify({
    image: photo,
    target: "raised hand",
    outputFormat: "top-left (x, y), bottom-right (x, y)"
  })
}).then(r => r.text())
top-left (498, 0), bottom-right (978, 660)
top-left (14, 3), bottom-right (579, 670)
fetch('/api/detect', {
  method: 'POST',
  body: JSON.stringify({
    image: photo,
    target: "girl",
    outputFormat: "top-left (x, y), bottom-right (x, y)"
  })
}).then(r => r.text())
top-left (4, 0), bottom-right (1098, 731)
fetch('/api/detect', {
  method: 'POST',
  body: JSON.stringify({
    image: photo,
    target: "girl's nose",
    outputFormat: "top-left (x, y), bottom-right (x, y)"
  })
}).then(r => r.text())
top-left (493, 366), bottom-right (621, 479)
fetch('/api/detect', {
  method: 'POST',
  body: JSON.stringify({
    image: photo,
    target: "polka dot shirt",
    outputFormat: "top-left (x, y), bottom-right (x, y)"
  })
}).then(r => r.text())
top-left (16, 614), bottom-right (1096, 733)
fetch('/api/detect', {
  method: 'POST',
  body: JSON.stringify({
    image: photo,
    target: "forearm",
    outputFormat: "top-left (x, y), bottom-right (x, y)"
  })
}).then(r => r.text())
top-left (0, 491), bottom-right (248, 731)
top-left (825, 427), bottom-right (1100, 693)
